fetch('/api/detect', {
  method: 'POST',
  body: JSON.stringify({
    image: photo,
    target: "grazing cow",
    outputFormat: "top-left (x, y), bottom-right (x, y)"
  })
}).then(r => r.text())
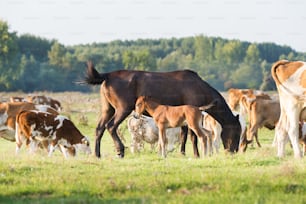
top-left (271, 60), bottom-right (306, 158)
top-left (239, 96), bottom-right (280, 152)
top-left (27, 95), bottom-right (62, 111)
top-left (0, 101), bottom-right (59, 142)
top-left (127, 114), bottom-right (181, 153)
top-left (15, 110), bottom-right (91, 158)
top-left (83, 61), bottom-right (241, 158)
top-left (134, 96), bottom-right (213, 158)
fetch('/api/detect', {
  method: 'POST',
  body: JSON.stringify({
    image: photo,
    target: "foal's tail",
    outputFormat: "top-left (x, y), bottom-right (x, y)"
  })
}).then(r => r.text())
top-left (82, 61), bottom-right (108, 85)
top-left (199, 100), bottom-right (217, 111)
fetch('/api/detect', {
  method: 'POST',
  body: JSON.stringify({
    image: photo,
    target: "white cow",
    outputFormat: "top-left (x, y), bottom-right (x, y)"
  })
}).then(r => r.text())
top-left (127, 114), bottom-right (181, 153)
top-left (271, 60), bottom-right (306, 158)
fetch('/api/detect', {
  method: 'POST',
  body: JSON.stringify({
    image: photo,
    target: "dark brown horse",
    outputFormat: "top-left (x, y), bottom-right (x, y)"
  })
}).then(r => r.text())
top-left (83, 61), bottom-right (241, 158)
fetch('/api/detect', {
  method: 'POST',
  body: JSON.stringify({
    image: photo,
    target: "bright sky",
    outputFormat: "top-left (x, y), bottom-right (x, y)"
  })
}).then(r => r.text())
top-left (1, 0), bottom-right (306, 52)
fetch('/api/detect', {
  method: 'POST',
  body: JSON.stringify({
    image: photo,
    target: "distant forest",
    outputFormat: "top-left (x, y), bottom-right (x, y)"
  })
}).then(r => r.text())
top-left (1, 19), bottom-right (306, 92)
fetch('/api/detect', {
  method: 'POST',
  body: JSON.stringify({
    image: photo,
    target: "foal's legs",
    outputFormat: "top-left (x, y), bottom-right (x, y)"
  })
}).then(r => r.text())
top-left (158, 126), bottom-right (167, 158)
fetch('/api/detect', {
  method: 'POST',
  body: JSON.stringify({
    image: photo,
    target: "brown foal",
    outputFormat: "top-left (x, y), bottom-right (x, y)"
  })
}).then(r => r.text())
top-left (135, 96), bottom-right (213, 158)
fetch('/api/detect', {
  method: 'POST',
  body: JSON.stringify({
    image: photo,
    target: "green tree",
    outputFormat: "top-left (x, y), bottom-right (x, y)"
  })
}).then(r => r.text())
top-left (122, 49), bottom-right (156, 71)
top-left (0, 20), bottom-right (19, 90)
top-left (48, 41), bottom-right (67, 67)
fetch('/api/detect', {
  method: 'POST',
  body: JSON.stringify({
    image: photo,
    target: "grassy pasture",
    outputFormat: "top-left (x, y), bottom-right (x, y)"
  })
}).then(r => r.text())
top-left (0, 92), bottom-right (305, 204)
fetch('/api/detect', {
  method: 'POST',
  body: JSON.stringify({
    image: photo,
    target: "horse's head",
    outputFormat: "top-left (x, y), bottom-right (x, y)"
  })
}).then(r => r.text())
top-left (221, 114), bottom-right (242, 153)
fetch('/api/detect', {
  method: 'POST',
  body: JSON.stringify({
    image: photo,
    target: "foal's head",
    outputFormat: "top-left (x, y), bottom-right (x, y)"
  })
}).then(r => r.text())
top-left (135, 96), bottom-right (146, 116)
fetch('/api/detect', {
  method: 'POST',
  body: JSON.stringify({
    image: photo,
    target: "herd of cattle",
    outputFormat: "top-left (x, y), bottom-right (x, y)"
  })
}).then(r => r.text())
top-left (0, 95), bottom-right (91, 158)
top-left (0, 60), bottom-right (305, 159)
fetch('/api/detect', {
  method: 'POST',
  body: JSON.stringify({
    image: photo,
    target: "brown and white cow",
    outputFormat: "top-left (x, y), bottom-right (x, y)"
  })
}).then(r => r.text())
top-left (27, 95), bottom-right (62, 111)
top-left (271, 60), bottom-right (306, 158)
top-left (15, 110), bottom-right (91, 158)
top-left (0, 101), bottom-right (59, 142)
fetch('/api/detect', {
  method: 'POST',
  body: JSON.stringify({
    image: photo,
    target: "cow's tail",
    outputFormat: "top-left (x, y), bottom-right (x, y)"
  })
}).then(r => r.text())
top-left (270, 60), bottom-right (289, 87)
top-left (82, 61), bottom-right (108, 85)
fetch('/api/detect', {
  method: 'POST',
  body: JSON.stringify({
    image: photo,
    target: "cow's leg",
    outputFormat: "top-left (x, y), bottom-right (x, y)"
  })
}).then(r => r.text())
top-left (106, 108), bottom-right (131, 158)
top-left (29, 140), bottom-right (39, 154)
top-left (48, 141), bottom-right (59, 157)
top-left (15, 125), bottom-right (24, 155)
top-left (286, 109), bottom-right (302, 158)
top-left (180, 126), bottom-right (188, 155)
top-left (95, 103), bottom-right (114, 158)
top-left (59, 145), bottom-right (69, 158)
top-left (276, 126), bottom-right (287, 158)
top-left (254, 130), bottom-right (261, 147)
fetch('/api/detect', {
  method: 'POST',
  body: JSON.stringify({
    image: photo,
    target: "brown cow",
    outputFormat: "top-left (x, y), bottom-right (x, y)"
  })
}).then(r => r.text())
top-left (134, 96), bottom-right (213, 158)
top-left (239, 96), bottom-right (280, 152)
top-left (0, 101), bottom-right (59, 142)
top-left (27, 95), bottom-right (62, 111)
top-left (15, 110), bottom-right (91, 157)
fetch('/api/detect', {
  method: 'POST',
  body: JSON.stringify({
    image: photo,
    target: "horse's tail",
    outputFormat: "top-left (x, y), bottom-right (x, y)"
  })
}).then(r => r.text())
top-left (199, 99), bottom-right (217, 111)
top-left (83, 61), bottom-right (108, 85)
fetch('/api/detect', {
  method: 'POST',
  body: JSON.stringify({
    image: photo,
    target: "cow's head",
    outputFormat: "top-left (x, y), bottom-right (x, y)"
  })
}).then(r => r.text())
top-left (75, 136), bottom-right (91, 155)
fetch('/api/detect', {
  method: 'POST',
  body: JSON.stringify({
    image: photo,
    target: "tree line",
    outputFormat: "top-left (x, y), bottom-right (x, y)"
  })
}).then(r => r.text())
top-left (1, 19), bottom-right (306, 92)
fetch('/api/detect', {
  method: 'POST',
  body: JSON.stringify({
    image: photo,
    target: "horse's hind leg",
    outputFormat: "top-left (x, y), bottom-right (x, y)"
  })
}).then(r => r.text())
top-left (95, 100), bottom-right (115, 158)
top-left (106, 108), bottom-right (132, 158)
top-left (180, 126), bottom-right (188, 155)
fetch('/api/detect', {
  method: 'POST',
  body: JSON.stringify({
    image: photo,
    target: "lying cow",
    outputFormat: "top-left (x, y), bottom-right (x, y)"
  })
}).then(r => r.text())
top-left (0, 101), bottom-right (59, 142)
top-left (127, 114), bottom-right (181, 153)
top-left (15, 110), bottom-right (91, 158)
top-left (27, 95), bottom-right (62, 111)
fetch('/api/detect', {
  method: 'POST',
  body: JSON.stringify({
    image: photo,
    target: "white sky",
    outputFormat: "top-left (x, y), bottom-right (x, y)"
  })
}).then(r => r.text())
top-left (1, 0), bottom-right (306, 52)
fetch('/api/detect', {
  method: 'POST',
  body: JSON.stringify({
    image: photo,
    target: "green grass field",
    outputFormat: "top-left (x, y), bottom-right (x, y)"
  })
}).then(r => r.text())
top-left (0, 92), bottom-right (305, 204)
